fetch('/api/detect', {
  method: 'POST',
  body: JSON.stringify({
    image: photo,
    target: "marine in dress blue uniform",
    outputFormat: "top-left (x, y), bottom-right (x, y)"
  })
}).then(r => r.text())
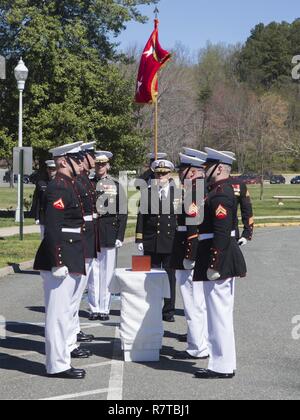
top-left (88, 151), bottom-right (128, 321)
top-left (34, 142), bottom-right (89, 379)
top-left (170, 150), bottom-right (210, 360)
top-left (68, 142), bottom-right (98, 347)
top-left (193, 148), bottom-right (247, 379)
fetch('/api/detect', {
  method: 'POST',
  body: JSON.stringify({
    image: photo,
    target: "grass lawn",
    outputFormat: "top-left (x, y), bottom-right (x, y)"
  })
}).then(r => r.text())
top-left (0, 234), bottom-right (41, 269)
top-left (248, 185), bottom-right (300, 221)
top-left (0, 186), bottom-right (35, 210)
top-left (0, 218), bottom-right (35, 228)
top-left (125, 223), bottom-right (137, 239)
top-left (0, 227), bottom-right (136, 269)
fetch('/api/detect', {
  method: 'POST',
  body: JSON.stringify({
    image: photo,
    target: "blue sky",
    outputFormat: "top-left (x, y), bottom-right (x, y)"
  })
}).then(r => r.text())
top-left (116, 0), bottom-right (300, 53)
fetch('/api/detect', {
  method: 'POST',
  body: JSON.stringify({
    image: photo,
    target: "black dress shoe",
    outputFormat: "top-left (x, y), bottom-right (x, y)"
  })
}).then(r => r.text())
top-left (99, 314), bottom-right (110, 322)
top-left (71, 348), bottom-right (91, 359)
top-left (173, 351), bottom-right (209, 360)
top-left (48, 367), bottom-right (86, 379)
top-left (194, 369), bottom-right (235, 379)
top-left (178, 333), bottom-right (188, 343)
top-left (163, 316), bottom-right (175, 323)
top-left (89, 313), bottom-right (100, 321)
top-left (77, 331), bottom-right (95, 342)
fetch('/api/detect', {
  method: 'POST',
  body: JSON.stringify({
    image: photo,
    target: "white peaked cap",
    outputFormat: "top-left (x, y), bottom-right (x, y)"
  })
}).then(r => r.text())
top-left (205, 148), bottom-right (236, 166)
top-left (45, 160), bottom-right (56, 168)
top-left (182, 147), bottom-right (208, 161)
top-left (151, 159), bottom-right (174, 173)
top-left (50, 141), bottom-right (83, 158)
top-left (81, 142), bottom-right (96, 151)
top-left (179, 153), bottom-right (206, 169)
top-left (221, 151), bottom-right (236, 159)
top-left (147, 153), bottom-right (167, 161)
top-left (95, 151), bottom-right (113, 163)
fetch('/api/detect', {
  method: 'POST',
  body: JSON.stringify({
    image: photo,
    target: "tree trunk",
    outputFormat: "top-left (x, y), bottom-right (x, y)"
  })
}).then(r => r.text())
top-left (9, 168), bottom-right (14, 189)
top-left (260, 152), bottom-right (264, 201)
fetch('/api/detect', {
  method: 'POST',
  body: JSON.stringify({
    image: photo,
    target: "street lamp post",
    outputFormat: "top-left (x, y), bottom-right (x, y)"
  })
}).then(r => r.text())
top-left (14, 58), bottom-right (28, 225)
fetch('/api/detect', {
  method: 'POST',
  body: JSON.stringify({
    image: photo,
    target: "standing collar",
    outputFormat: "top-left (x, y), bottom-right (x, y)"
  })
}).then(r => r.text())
top-left (56, 172), bottom-right (74, 182)
top-left (208, 177), bottom-right (230, 192)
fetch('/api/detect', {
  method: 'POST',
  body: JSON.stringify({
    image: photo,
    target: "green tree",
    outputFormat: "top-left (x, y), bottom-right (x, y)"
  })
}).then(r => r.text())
top-left (0, 0), bottom-right (158, 174)
top-left (237, 21), bottom-right (295, 89)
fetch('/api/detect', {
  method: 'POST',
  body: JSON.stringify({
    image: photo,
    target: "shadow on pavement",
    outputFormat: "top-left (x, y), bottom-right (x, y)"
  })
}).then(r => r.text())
top-left (6, 322), bottom-right (45, 338)
top-left (163, 330), bottom-right (186, 340)
top-left (174, 308), bottom-right (185, 317)
top-left (84, 339), bottom-right (115, 360)
top-left (0, 336), bottom-right (45, 355)
top-left (136, 346), bottom-right (199, 376)
top-left (0, 354), bottom-right (46, 378)
top-left (26, 306), bottom-right (45, 314)
top-left (8, 264), bottom-right (39, 276)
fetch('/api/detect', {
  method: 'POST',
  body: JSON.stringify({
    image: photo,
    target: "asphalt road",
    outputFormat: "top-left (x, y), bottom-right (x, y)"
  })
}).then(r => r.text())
top-left (0, 227), bottom-right (300, 400)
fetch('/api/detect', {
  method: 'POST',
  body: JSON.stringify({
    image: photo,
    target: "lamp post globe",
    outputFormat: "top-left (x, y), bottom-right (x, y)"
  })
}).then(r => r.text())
top-left (14, 58), bottom-right (28, 91)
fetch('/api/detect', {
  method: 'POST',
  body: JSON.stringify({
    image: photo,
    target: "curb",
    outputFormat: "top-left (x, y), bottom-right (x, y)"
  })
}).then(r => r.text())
top-left (254, 222), bottom-right (300, 228)
top-left (0, 238), bottom-right (136, 279)
top-left (0, 260), bottom-right (34, 279)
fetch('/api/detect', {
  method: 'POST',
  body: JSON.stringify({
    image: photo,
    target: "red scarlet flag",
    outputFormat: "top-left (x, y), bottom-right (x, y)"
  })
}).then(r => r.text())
top-left (135, 19), bottom-right (171, 104)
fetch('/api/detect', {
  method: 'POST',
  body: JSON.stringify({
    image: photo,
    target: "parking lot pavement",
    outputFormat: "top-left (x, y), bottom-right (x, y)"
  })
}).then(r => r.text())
top-left (1, 229), bottom-right (300, 400)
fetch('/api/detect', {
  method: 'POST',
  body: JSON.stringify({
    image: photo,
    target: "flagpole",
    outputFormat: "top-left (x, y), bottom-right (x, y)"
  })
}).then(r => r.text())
top-left (154, 7), bottom-right (159, 161)
top-left (154, 95), bottom-right (158, 160)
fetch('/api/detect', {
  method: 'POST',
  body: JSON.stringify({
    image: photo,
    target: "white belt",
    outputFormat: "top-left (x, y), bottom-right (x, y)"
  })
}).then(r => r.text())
top-left (198, 230), bottom-right (236, 241)
top-left (93, 213), bottom-right (99, 220)
top-left (62, 228), bottom-right (81, 234)
top-left (84, 215), bottom-right (93, 222)
top-left (177, 226), bottom-right (187, 232)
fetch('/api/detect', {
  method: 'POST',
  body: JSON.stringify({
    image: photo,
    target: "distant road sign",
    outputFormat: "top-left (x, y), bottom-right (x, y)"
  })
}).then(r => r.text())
top-left (13, 147), bottom-right (33, 175)
top-left (0, 56), bottom-right (5, 79)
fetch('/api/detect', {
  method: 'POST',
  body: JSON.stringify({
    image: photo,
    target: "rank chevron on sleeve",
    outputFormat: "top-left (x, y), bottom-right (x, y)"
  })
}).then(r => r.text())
top-left (187, 203), bottom-right (199, 217)
top-left (215, 204), bottom-right (227, 219)
top-left (53, 198), bottom-right (65, 210)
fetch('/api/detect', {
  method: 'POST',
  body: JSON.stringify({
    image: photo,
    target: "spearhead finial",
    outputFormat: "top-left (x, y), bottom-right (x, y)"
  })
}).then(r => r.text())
top-left (154, 7), bottom-right (159, 19)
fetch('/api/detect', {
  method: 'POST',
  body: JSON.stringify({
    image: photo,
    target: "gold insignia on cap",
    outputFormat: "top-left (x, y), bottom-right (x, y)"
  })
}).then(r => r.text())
top-left (96, 156), bottom-right (109, 164)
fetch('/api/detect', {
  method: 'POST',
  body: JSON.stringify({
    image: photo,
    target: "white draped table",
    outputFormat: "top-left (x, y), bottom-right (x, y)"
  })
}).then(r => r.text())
top-left (109, 269), bottom-right (170, 362)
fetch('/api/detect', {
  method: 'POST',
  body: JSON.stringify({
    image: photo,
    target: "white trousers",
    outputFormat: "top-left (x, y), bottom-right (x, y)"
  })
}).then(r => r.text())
top-left (67, 260), bottom-right (92, 352)
top-left (204, 278), bottom-right (236, 374)
top-left (41, 271), bottom-right (83, 374)
top-left (177, 270), bottom-right (209, 358)
top-left (88, 248), bottom-right (116, 314)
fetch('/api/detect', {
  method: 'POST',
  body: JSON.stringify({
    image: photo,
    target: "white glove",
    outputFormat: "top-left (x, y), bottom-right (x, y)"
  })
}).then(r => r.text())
top-left (207, 268), bottom-right (221, 281)
top-left (238, 237), bottom-right (248, 247)
top-left (183, 259), bottom-right (196, 270)
top-left (35, 220), bottom-right (40, 225)
top-left (137, 243), bottom-right (144, 253)
top-left (52, 266), bottom-right (69, 279)
top-left (115, 240), bottom-right (123, 249)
